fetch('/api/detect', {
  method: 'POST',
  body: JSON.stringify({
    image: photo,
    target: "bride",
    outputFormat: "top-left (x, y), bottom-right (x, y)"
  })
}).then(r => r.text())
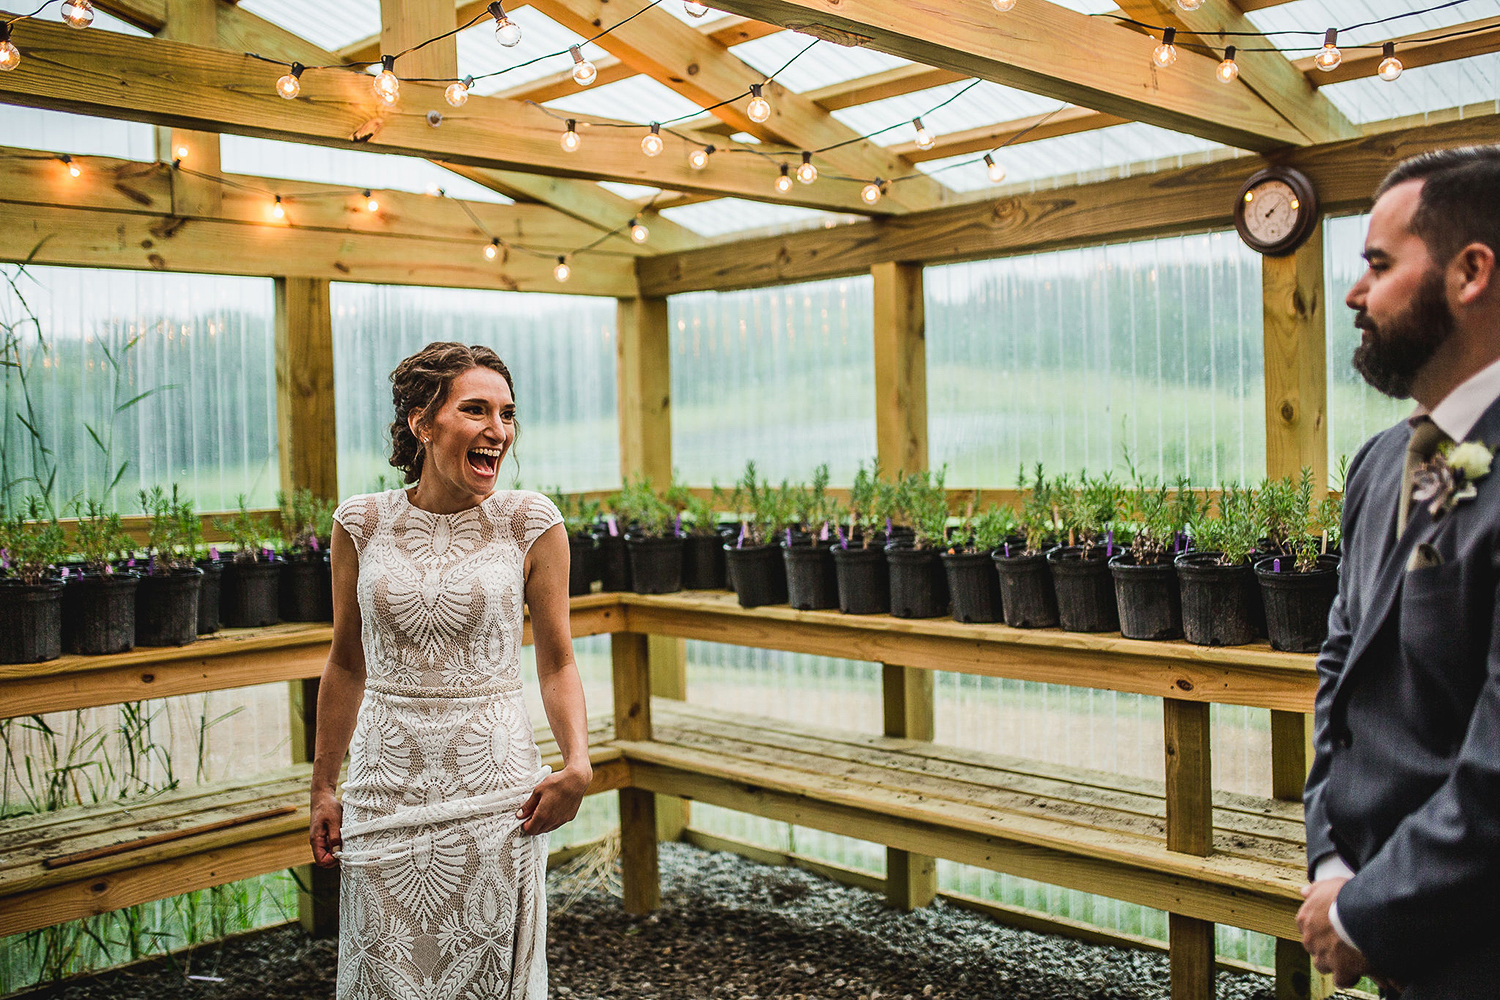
top-left (308, 341), bottom-right (591, 999)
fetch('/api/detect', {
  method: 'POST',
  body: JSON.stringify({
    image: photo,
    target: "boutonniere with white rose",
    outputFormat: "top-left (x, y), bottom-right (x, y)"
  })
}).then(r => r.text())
top-left (1413, 439), bottom-right (1494, 519)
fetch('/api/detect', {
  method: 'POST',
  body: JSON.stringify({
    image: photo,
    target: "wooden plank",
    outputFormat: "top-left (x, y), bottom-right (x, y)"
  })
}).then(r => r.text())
top-left (612, 632), bottom-right (659, 912)
top-left (379, 0), bottom-right (458, 81)
top-left (872, 261), bottom-right (927, 479)
top-left (1262, 226), bottom-right (1328, 491)
top-left (649, 635), bottom-right (690, 842)
top-left (1165, 700), bottom-right (1212, 857)
top-left (159, 0), bottom-right (223, 220)
top-left (1270, 710), bottom-right (1310, 803)
top-left (275, 278), bottom-right (338, 503)
top-left (637, 114), bottom-right (1500, 295)
top-left (682, 0), bottom-right (1308, 151)
top-left (1291, 16), bottom-right (1500, 87)
top-left (888, 108), bottom-right (1131, 163)
top-left (804, 65), bottom-right (969, 113)
top-left (93, 0), bottom-right (166, 32)
top-left (615, 296), bottom-right (673, 487)
top-left (0, 18), bottom-right (889, 214)
top-left (882, 663), bottom-right (936, 910)
top-left (1170, 912), bottom-right (1216, 1000)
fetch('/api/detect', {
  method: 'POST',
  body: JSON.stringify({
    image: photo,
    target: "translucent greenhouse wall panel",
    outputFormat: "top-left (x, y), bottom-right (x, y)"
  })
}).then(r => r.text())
top-left (668, 277), bottom-right (877, 487)
top-left (1325, 213), bottom-right (1408, 474)
top-left (0, 266), bottom-right (278, 513)
top-left (926, 232), bottom-right (1266, 488)
top-left (329, 284), bottom-right (619, 497)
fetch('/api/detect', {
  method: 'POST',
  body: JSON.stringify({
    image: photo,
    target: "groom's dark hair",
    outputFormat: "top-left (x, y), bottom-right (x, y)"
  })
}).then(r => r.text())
top-left (1377, 144), bottom-right (1500, 267)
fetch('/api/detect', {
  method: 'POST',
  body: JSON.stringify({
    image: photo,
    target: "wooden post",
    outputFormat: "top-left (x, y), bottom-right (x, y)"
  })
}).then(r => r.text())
top-left (882, 664), bottom-right (937, 910)
top-left (613, 632), bottom-right (660, 913)
top-left (1164, 698), bottom-right (1213, 999)
top-left (274, 276), bottom-right (338, 936)
top-left (158, 0), bottom-right (221, 218)
top-left (1263, 228), bottom-right (1332, 1000)
top-left (871, 262), bottom-right (928, 478)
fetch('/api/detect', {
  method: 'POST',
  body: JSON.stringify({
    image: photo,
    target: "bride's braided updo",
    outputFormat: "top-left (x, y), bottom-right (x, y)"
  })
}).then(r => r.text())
top-left (388, 342), bottom-right (517, 484)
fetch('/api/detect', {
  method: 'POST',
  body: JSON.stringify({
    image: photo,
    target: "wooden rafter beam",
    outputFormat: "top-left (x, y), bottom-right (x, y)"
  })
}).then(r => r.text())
top-left (676, 0), bottom-right (1309, 151)
top-left (0, 17), bottom-right (897, 214)
top-left (1291, 16), bottom-right (1500, 86)
top-left (523, 0), bottom-right (950, 212)
top-left (92, 0), bottom-right (165, 32)
top-left (888, 107), bottom-right (1131, 162)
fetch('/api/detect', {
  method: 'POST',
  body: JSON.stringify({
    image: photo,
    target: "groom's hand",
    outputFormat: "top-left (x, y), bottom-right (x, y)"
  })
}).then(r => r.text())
top-left (1299, 878), bottom-right (1369, 988)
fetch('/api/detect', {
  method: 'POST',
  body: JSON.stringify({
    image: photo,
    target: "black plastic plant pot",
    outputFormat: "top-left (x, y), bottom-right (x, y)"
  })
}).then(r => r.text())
top-left (725, 543), bottom-right (787, 608)
top-left (627, 535), bottom-right (684, 595)
top-left (1108, 554), bottom-right (1182, 641)
top-left (279, 558), bottom-right (325, 623)
top-left (62, 572), bottom-right (140, 655)
top-left (886, 544), bottom-right (950, 620)
top-left (568, 534), bottom-right (597, 597)
top-left (682, 534), bottom-right (727, 590)
top-left (831, 543), bottom-right (889, 615)
top-left (718, 526), bottom-right (742, 592)
top-left (941, 550), bottom-right (1003, 624)
top-left (0, 578), bottom-right (64, 664)
top-left (318, 552), bottom-right (334, 621)
top-left (1176, 552), bottom-right (1257, 647)
top-left (195, 559), bottom-right (223, 635)
top-left (992, 550), bottom-right (1059, 629)
top-left (593, 532), bottom-right (632, 593)
top-left (783, 543), bottom-right (839, 611)
top-left (221, 560), bottom-right (280, 628)
top-left (135, 568), bottom-right (203, 647)
top-left (1046, 546), bottom-right (1119, 633)
top-left (1255, 555), bottom-right (1340, 653)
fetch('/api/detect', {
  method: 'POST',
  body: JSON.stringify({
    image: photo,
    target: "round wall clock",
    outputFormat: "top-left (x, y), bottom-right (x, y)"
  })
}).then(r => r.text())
top-left (1234, 166), bottom-right (1319, 256)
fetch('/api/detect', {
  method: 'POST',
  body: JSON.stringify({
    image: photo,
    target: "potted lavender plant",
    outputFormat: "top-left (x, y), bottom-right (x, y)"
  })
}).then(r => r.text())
top-left (782, 464), bottom-right (839, 611)
top-left (277, 488), bottom-right (335, 622)
top-left (215, 496), bottom-right (279, 628)
top-left (725, 461), bottom-right (789, 608)
top-left (0, 497), bottom-right (66, 663)
top-left (670, 483), bottom-right (726, 590)
top-left (1254, 468), bottom-right (1341, 652)
top-left (1178, 484), bottom-right (1261, 647)
top-left (63, 498), bottom-right (139, 654)
top-left (830, 461), bottom-right (889, 615)
top-left (886, 469), bottom-right (951, 619)
top-left (621, 477), bottom-right (684, 595)
top-left (550, 488), bottom-right (600, 597)
top-left (1109, 473), bottom-right (1194, 641)
top-left (992, 464), bottom-right (1059, 628)
top-left (1046, 473), bottom-right (1124, 633)
top-left (135, 485), bottom-right (203, 646)
top-left (941, 499), bottom-right (1012, 624)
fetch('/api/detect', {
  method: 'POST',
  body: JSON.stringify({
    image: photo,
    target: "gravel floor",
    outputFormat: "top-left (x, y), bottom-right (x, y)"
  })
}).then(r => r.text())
top-left (17, 843), bottom-right (1294, 1000)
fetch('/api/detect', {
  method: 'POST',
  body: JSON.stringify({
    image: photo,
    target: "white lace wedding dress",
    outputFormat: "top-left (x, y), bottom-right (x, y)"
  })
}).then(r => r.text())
top-left (330, 487), bottom-right (563, 1000)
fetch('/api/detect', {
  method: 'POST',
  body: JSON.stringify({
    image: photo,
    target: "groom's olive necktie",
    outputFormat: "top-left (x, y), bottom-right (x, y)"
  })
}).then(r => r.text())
top-left (1398, 417), bottom-right (1448, 536)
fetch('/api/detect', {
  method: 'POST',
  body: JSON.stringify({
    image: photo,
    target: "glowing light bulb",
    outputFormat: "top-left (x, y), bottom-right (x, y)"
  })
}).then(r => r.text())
top-left (61, 1), bottom-right (94, 29)
top-left (775, 164), bottom-right (793, 194)
top-left (1175, 0), bottom-right (1202, 9)
top-left (0, 41), bottom-right (17, 72)
top-left (271, 196), bottom-right (286, 220)
top-left (1216, 46), bottom-right (1239, 84)
top-left (569, 46), bottom-right (596, 86)
top-left (796, 151), bottom-right (817, 185)
top-left (991, 0), bottom-right (1016, 10)
top-left (641, 123), bottom-right (663, 157)
top-left (912, 116), bottom-right (934, 150)
top-left (554, 256), bottom-right (571, 283)
top-left (861, 180), bottom-right (885, 205)
top-left (446, 75), bottom-right (473, 107)
top-left (61, 156), bottom-right (81, 178)
top-left (747, 83), bottom-right (770, 124)
top-left (483, 239), bottom-right (500, 261)
top-left (984, 154), bottom-right (1005, 184)
top-left (1378, 41), bottom-right (1403, 82)
top-left (684, 2), bottom-right (709, 16)
top-left (490, 3), bottom-right (521, 47)
top-left (688, 145), bottom-right (711, 170)
top-left (561, 119), bottom-right (581, 153)
top-left (630, 218), bottom-right (649, 244)
top-left (277, 63), bottom-right (304, 99)
top-left (374, 56), bottom-right (400, 104)
top-left (1314, 28), bottom-right (1341, 72)
top-left (1152, 28), bottom-right (1177, 68)
top-left (363, 190), bottom-right (379, 213)
top-left (175, 143), bottom-right (190, 160)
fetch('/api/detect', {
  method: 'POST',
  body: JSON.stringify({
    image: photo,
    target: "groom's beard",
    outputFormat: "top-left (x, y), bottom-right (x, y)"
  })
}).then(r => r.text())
top-left (1351, 268), bottom-right (1454, 399)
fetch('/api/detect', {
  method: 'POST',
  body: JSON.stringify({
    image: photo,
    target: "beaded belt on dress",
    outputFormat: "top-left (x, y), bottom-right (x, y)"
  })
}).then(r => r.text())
top-left (365, 676), bottom-right (522, 698)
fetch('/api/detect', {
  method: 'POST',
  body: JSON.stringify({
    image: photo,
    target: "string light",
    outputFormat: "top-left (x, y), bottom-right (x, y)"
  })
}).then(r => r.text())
top-left (363, 190), bottom-right (379, 212)
top-left (641, 122), bottom-right (664, 157)
top-left (554, 256), bottom-right (571, 282)
top-left (374, 55), bottom-right (400, 104)
top-left (60, 154), bottom-right (80, 178)
top-left (1152, 27), bottom-right (1178, 68)
top-left (684, 2), bottom-right (709, 16)
top-left (569, 45), bottom-right (597, 86)
top-left (747, 83), bottom-right (770, 123)
top-left (175, 142), bottom-right (190, 160)
top-left (446, 75), bottom-right (474, 107)
top-left (630, 217), bottom-right (650, 243)
top-left (1378, 41), bottom-right (1403, 81)
top-left (1314, 28), bottom-right (1341, 71)
top-left (0, 25), bottom-right (21, 72)
top-left (796, 151), bottom-right (817, 185)
top-left (561, 119), bottom-right (581, 152)
top-left (271, 195), bottom-right (285, 220)
top-left (61, 1), bottom-right (94, 29)
top-left (992, 0), bottom-right (1016, 10)
top-left (1216, 45), bottom-right (1239, 84)
top-left (688, 145), bottom-right (712, 170)
top-left (1174, 0), bottom-right (1202, 9)
top-left (277, 63), bottom-right (304, 99)
top-left (983, 154), bottom-right (1005, 184)
top-left (861, 179), bottom-right (885, 205)
top-left (774, 163), bottom-right (793, 194)
top-left (483, 238), bottom-right (501, 260)
top-left (912, 117), bottom-right (935, 150)
top-left (489, 2), bottom-right (521, 47)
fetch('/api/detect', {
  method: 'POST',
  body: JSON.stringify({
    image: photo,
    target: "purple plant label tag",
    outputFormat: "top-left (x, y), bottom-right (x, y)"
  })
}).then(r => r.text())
top-left (0, 548), bottom-right (8, 569)
top-left (737, 522), bottom-right (748, 549)
top-left (675, 514), bottom-right (682, 538)
top-left (148, 556), bottom-right (155, 574)
top-left (61, 566), bottom-right (69, 579)
top-left (886, 517), bottom-right (893, 536)
top-left (819, 522), bottom-right (829, 541)
top-left (785, 527), bottom-right (793, 546)
top-left (263, 547), bottom-right (273, 561)
top-left (104, 564), bottom-right (113, 576)
top-left (1274, 558), bottom-right (1281, 573)
top-left (210, 546), bottom-right (220, 561)
top-left (310, 537), bottom-right (319, 552)
top-left (836, 525), bottom-right (848, 550)
top-left (126, 557), bottom-right (136, 568)
top-left (606, 514), bottom-right (618, 537)
top-left (1004, 542), bottom-right (1011, 558)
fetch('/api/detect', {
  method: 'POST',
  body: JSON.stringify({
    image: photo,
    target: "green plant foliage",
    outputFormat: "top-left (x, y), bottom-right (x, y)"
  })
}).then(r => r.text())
top-left (549, 487), bottom-right (603, 536)
top-left (1056, 472), bottom-right (1123, 557)
top-left (1316, 455), bottom-right (1349, 555)
top-left (902, 468), bottom-right (951, 550)
top-left (1192, 483), bottom-right (1260, 567)
top-left (277, 488), bottom-right (335, 560)
top-left (614, 476), bottom-right (676, 538)
top-left (1016, 463), bottom-right (1055, 556)
top-left (0, 496), bottom-right (65, 585)
top-left (785, 463), bottom-right (834, 538)
top-left (137, 485), bottom-right (197, 573)
top-left (969, 503), bottom-right (1018, 553)
top-left (213, 494), bottom-right (275, 563)
top-left (845, 460), bottom-right (883, 547)
top-left (70, 498), bottom-right (132, 575)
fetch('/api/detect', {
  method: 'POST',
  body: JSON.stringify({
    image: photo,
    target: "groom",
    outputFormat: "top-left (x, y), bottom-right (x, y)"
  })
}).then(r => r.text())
top-left (1299, 145), bottom-right (1500, 997)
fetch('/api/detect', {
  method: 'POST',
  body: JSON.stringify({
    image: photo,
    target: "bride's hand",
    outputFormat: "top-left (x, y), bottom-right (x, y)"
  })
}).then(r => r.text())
top-left (517, 765), bottom-right (591, 835)
top-left (310, 791), bottom-right (344, 867)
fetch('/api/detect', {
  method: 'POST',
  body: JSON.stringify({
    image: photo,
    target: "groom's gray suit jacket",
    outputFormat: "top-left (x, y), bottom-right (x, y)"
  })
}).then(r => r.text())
top-left (1305, 396), bottom-right (1500, 997)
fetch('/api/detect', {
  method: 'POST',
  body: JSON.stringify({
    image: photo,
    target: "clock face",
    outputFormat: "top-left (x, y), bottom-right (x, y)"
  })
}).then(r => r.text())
top-left (1242, 179), bottom-right (1303, 246)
